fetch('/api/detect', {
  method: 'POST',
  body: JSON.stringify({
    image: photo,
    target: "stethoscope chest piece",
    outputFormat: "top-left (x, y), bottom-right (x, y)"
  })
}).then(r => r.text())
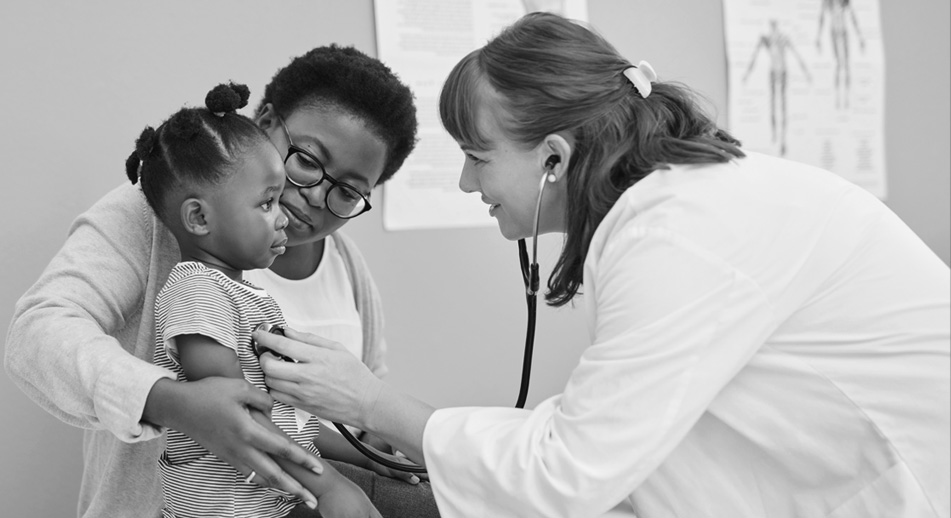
top-left (252, 323), bottom-right (296, 362)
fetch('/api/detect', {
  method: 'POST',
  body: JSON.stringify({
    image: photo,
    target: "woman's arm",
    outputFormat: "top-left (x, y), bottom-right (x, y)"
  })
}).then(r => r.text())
top-left (4, 184), bottom-right (175, 439)
top-left (3, 184), bottom-right (326, 502)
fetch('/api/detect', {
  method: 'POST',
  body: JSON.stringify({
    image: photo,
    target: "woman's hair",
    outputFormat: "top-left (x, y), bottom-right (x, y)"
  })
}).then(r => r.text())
top-left (257, 44), bottom-right (418, 184)
top-left (439, 12), bottom-right (744, 306)
top-left (124, 82), bottom-right (270, 225)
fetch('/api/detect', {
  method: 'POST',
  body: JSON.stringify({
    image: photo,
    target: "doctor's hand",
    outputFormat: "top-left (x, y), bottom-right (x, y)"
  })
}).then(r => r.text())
top-left (256, 327), bottom-right (384, 430)
top-left (143, 377), bottom-right (324, 508)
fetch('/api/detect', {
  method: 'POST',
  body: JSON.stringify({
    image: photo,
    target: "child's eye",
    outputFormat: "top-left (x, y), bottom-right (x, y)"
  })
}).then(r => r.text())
top-left (262, 198), bottom-right (274, 211)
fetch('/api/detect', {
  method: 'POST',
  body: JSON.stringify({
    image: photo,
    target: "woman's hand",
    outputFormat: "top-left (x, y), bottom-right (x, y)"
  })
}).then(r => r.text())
top-left (143, 376), bottom-right (323, 507)
top-left (255, 327), bottom-right (383, 429)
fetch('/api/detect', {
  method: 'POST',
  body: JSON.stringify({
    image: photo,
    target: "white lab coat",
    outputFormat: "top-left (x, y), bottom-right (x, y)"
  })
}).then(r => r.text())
top-left (422, 152), bottom-right (951, 518)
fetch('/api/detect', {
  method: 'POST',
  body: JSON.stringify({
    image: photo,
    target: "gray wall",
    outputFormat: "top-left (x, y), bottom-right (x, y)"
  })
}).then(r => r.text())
top-left (1, 1), bottom-right (947, 515)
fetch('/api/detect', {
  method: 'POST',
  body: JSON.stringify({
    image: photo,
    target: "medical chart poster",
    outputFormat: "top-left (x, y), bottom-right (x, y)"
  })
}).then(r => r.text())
top-left (376, 0), bottom-right (589, 231)
top-left (723, 0), bottom-right (887, 198)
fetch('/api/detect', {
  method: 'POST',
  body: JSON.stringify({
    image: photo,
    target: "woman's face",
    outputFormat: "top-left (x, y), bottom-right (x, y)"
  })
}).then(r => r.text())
top-left (258, 104), bottom-right (387, 247)
top-left (456, 106), bottom-right (563, 240)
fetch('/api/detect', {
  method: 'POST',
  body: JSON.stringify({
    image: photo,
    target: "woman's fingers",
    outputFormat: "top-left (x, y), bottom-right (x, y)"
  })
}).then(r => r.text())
top-left (163, 378), bottom-right (324, 506)
top-left (238, 446), bottom-right (318, 508)
top-left (237, 376), bottom-right (277, 417)
top-left (248, 415), bottom-right (324, 476)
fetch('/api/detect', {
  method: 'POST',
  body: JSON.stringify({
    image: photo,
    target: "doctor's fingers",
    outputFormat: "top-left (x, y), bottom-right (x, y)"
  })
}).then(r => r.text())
top-left (282, 326), bottom-right (349, 351)
top-left (253, 328), bottom-right (346, 362)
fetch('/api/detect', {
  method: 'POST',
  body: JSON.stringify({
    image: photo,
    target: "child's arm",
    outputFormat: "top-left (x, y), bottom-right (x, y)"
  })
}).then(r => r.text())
top-left (315, 426), bottom-right (421, 484)
top-left (176, 334), bottom-right (381, 517)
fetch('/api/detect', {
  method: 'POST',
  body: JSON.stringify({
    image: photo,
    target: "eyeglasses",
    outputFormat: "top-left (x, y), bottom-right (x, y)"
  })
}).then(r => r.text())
top-left (278, 118), bottom-right (372, 219)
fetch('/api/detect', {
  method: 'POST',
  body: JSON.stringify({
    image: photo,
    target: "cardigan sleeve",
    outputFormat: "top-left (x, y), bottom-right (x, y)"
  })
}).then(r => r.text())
top-left (333, 231), bottom-right (389, 379)
top-left (4, 184), bottom-right (176, 441)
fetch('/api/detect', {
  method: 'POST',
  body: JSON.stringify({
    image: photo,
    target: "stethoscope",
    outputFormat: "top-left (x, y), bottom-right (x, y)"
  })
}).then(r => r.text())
top-left (254, 160), bottom-right (557, 474)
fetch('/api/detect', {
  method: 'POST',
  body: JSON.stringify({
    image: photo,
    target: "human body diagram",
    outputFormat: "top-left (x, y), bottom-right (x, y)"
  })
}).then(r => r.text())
top-left (743, 19), bottom-right (812, 156)
top-left (816, 0), bottom-right (865, 109)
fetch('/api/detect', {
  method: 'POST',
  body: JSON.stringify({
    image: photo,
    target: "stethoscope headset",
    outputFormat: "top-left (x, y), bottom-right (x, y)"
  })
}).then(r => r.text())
top-left (253, 155), bottom-right (561, 474)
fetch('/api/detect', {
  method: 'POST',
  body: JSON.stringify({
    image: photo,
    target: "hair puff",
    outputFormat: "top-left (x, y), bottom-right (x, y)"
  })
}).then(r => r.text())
top-left (168, 110), bottom-right (204, 140)
top-left (124, 151), bottom-right (140, 184)
top-left (205, 82), bottom-right (250, 114)
top-left (134, 126), bottom-right (156, 160)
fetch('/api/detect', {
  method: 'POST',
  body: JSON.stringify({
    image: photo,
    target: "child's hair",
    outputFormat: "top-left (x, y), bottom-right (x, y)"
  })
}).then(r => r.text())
top-left (257, 44), bottom-right (418, 184)
top-left (439, 12), bottom-right (745, 307)
top-left (125, 82), bottom-right (271, 225)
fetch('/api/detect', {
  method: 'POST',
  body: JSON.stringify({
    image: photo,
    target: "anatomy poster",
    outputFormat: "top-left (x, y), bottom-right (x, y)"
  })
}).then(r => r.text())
top-left (724, 0), bottom-right (887, 198)
top-left (376, 0), bottom-right (588, 231)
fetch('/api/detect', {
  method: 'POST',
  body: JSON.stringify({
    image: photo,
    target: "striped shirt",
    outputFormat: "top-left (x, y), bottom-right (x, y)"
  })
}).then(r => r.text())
top-left (154, 261), bottom-right (320, 518)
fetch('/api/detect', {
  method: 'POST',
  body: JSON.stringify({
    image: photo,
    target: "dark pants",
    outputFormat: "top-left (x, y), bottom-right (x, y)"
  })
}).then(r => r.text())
top-left (286, 460), bottom-right (441, 518)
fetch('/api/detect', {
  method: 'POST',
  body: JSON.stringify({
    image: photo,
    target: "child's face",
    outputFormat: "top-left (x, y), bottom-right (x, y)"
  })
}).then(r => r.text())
top-left (204, 142), bottom-right (289, 271)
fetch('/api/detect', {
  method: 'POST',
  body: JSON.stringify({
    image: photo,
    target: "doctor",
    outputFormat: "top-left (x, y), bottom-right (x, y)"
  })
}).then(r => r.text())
top-left (255, 12), bottom-right (951, 518)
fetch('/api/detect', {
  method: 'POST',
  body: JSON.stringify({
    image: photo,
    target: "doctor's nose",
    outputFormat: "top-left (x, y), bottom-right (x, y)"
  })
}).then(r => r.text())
top-left (458, 161), bottom-right (480, 194)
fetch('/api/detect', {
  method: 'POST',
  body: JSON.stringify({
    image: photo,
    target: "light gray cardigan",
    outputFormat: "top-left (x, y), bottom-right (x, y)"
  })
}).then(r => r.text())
top-left (4, 182), bottom-right (388, 517)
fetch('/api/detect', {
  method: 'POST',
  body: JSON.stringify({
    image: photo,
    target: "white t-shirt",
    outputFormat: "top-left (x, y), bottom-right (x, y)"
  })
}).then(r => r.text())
top-left (246, 234), bottom-right (364, 435)
top-left (422, 152), bottom-right (951, 518)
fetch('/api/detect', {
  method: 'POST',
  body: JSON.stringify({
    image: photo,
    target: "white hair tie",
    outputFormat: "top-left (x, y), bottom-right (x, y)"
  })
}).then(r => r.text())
top-left (622, 60), bottom-right (657, 98)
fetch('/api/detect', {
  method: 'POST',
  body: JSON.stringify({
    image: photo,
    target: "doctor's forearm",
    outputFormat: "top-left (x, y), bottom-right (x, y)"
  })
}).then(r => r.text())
top-left (361, 381), bottom-right (435, 466)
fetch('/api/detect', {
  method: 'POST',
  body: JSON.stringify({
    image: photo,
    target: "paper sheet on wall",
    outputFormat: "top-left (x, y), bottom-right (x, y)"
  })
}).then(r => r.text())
top-left (376, 0), bottom-right (588, 231)
top-left (723, 0), bottom-right (887, 198)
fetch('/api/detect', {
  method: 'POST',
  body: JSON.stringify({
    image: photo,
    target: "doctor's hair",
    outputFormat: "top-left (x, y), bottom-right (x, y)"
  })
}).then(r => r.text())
top-left (124, 82), bottom-right (270, 225)
top-left (439, 12), bottom-right (744, 307)
top-left (257, 44), bottom-right (418, 185)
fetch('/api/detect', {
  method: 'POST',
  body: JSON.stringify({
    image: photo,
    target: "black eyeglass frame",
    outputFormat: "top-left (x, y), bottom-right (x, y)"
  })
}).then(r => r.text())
top-left (279, 119), bottom-right (372, 220)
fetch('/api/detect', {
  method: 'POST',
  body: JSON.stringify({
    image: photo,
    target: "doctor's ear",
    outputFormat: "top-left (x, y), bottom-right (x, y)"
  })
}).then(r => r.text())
top-left (181, 198), bottom-right (210, 236)
top-left (540, 134), bottom-right (571, 182)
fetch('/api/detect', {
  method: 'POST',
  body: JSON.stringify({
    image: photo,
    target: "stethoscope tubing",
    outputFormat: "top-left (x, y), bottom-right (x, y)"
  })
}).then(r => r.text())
top-left (261, 173), bottom-right (551, 474)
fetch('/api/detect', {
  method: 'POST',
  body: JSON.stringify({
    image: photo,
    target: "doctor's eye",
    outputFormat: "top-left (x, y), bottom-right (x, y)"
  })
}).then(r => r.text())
top-left (465, 153), bottom-right (485, 165)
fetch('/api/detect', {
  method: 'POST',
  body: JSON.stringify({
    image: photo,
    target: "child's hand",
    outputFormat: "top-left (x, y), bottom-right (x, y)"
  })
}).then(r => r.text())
top-left (366, 458), bottom-right (422, 485)
top-left (316, 478), bottom-right (383, 518)
top-left (361, 433), bottom-right (423, 484)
